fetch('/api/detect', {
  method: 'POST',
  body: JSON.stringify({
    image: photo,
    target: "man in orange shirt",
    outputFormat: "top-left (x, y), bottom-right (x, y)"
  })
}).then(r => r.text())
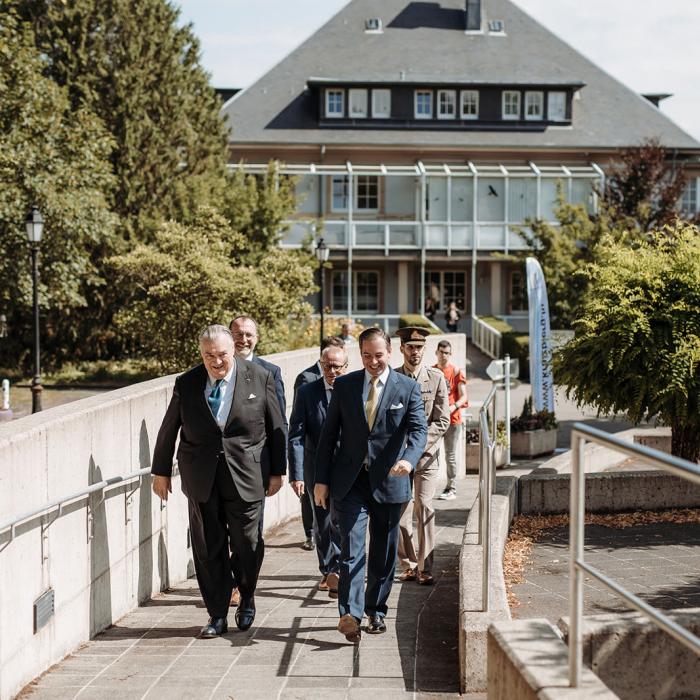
top-left (434, 340), bottom-right (469, 500)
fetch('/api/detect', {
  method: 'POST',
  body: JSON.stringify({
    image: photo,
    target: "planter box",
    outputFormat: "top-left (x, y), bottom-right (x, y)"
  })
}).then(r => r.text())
top-left (465, 443), bottom-right (507, 473)
top-left (511, 428), bottom-right (557, 458)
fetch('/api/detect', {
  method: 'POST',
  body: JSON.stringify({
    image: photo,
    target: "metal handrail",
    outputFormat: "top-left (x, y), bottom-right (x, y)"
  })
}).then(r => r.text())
top-left (0, 467), bottom-right (154, 540)
top-left (569, 422), bottom-right (700, 686)
top-left (479, 382), bottom-right (498, 611)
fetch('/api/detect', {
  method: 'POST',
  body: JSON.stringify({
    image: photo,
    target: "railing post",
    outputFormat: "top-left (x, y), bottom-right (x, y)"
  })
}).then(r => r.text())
top-left (569, 431), bottom-right (585, 687)
top-left (505, 354), bottom-right (511, 464)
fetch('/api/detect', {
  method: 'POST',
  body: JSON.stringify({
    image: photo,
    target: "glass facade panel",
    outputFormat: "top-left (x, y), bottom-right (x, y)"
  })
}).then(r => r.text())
top-left (477, 178), bottom-right (505, 221)
top-left (451, 178), bottom-right (474, 221)
top-left (426, 177), bottom-right (447, 221)
top-left (541, 177), bottom-right (564, 220)
top-left (508, 178), bottom-right (537, 222)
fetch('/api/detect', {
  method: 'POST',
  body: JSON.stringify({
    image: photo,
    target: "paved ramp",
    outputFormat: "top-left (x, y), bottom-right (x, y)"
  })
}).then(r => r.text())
top-left (21, 482), bottom-right (478, 700)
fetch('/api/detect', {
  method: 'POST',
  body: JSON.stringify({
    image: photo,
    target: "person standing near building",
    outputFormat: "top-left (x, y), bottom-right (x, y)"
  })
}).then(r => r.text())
top-left (434, 340), bottom-right (469, 500)
top-left (444, 301), bottom-right (461, 333)
top-left (288, 343), bottom-right (348, 597)
top-left (151, 325), bottom-right (286, 637)
top-left (314, 327), bottom-right (427, 643)
top-left (394, 327), bottom-right (450, 586)
top-left (293, 336), bottom-right (346, 550)
top-left (337, 320), bottom-right (358, 346)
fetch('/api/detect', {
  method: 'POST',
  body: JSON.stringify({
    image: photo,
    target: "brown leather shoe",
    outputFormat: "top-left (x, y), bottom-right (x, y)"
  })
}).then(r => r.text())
top-left (338, 614), bottom-right (361, 644)
top-left (229, 587), bottom-right (241, 607)
top-left (326, 572), bottom-right (340, 599)
top-left (318, 575), bottom-right (329, 591)
top-left (398, 568), bottom-right (417, 582)
top-left (417, 571), bottom-right (434, 586)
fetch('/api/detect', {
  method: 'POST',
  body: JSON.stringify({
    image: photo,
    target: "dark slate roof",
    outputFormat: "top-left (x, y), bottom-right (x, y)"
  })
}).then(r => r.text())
top-left (223, 0), bottom-right (699, 151)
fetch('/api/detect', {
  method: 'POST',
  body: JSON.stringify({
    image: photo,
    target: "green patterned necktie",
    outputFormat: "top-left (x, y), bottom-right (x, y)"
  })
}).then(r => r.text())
top-left (208, 379), bottom-right (223, 419)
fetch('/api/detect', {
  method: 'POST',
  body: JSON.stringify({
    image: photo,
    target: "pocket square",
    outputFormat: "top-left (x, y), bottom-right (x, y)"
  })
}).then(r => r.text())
top-left (248, 393), bottom-right (256, 399)
top-left (389, 403), bottom-right (404, 410)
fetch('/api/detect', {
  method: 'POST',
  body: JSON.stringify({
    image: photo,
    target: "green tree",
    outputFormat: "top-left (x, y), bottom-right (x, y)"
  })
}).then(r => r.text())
top-left (554, 223), bottom-right (700, 462)
top-left (111, 208), bottom-right (316, 372)
top-left (16, 0), bottom-right (229, 241)
top-left (0, 11), bottom-right (116, 369)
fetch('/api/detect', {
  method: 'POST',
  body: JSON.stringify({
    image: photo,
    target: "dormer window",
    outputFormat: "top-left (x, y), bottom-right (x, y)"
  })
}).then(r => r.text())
top-left (415, 90), bottom-right (433, 119)
top-left (349, 89), bottom-right (368, 118)
top-left (525, 91), bottom-right (543, 120)
top-left (461, 90), bottom-right (479, 119)
top-left (372, 89), bottom-right (391, 118)
top-left (326, 89), bottom-right (344, 118)
top-left (437, 90), bottom-right (457, 119)
top-left (488, 19), bottom-right (505, 33)
top-left (548, 91), bottom-right (567, 121)
top-left (502, 90), bottom-right (520, 120)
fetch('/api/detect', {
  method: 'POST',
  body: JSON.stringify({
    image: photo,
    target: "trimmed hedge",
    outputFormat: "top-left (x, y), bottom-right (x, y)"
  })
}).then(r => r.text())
top-left (479, 315), bottom-right (530, 380)
top-left (398, 314), bottom-right (441, 334)
top-left (478, 315), bottom-right (514, 335)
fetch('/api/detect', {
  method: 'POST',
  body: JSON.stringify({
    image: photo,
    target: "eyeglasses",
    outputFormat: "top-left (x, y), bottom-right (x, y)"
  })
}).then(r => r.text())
top-left (322, 362), bottom-right (348, 372)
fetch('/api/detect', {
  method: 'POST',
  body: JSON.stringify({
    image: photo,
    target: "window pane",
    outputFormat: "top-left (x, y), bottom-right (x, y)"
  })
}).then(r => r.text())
top-left (548, 91), bottom-right (566, 121)
top-left (510, 270), bottom-right (527, 311)
top-left (571, 178), bottom-right (596, 215)
top-left (477, 178), bottom-right (505, 221)
top-left (426, 177), bottom-right (447, 221)
top-left (451, 177), bottom-right (474, 220)
top-left (503, 91), bottom-right (520, 119)
top-left (349, 89), bottom-right (368, 118)
top-left (332, 271), bottom-right (348, 311)
top-left (461, 90), bottom-right (479, 119)
top-left (681, 178), bottom-right (698, 216)
top-left (508, 178), bottom-right (537, 222)
top-left (355, 271), bottom-right (379, 312)
top-left (541, 178), bottom-right (564, 220)
top-left (326, 89), bottom-right (344, 117)
top-left (332, 175), bottom-right (348, 211)
top-left (355, 176), bottom-right (378, 210)
top-left (372, 89), bottom-right (391, 118)
top-left (525, 92), bottom-right (543, 120)
top-left (438, 90), bottom-right (456, 118)
top-left (415, 90), bottom-right (433, 118)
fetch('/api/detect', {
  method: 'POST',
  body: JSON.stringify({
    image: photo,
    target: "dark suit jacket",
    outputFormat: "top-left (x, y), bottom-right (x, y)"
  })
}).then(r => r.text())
top-left (151, 361), bottom-right (286, 503)
top-left (288, 378), bottom-right (330, 488)
top-left (252, 355), bottom-right (287, 427)
top-left (315, 368), bottom-right (427, 504)
top-left (293, 362), bottom-right (322, 398)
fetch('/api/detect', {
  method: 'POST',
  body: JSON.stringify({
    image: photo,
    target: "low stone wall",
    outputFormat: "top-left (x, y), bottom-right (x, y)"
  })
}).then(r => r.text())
top-left (0, 333), bottom-right (465, 700)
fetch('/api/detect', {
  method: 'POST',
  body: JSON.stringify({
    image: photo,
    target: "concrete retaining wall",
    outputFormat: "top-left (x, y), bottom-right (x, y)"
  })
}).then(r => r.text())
top-left (0, 333), bottom-right (465, 700)
top-left (519, 469), bottom-right (700, 515)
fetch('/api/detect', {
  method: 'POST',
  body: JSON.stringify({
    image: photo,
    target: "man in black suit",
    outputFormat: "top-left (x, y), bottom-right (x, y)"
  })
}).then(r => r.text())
top-left (292, 336), bottom-right (346, 549)
top-left (229, 315), bottom-right (288, 603)
top-left (152, 325), bottom-right (286, 637)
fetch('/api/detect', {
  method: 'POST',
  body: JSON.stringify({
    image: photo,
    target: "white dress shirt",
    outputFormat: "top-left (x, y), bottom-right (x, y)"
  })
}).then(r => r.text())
top-left (205, 363), bottom-right (236, 429)
top-left (362, 366), bottom-right (391, 405)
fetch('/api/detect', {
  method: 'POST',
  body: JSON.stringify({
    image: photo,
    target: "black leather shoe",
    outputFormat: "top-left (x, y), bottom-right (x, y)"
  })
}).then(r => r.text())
top-left (235, 597), bottom-right (256, 631)
top-left (302, 536), bottom-right (315, 551)
top-left (367, 614), bottom-right (386, 634)
top-left (199, 616), bottom-right (228, 638)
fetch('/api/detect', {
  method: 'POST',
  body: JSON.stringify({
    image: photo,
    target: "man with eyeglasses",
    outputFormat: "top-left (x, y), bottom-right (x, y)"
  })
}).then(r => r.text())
top-left (434, 340), bottom-right (469, 500)
top-left (293, 336), bottom-right (346, 550)
top-left (288, 343), bottom-right (348, 598)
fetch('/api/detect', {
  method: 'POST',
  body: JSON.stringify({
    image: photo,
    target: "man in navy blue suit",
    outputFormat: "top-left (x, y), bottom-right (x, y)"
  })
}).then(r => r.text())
top-left (315, 327), bottom-right (427, 643)
top-left (288, 342), bottom-right (347, 597)
top-left (229, 315), bottom-right (288, 607)
top-left (292, 336), bottom-right (346, 549)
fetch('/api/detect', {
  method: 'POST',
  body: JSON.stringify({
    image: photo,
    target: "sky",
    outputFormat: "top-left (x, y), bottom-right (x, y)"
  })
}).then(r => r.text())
top-left (176, 0), bottom-right (700, 141)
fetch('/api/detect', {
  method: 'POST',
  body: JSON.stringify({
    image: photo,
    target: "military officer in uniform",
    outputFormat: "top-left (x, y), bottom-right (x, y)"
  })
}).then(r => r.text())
top-left (395, 327), bottom-right (450, 586)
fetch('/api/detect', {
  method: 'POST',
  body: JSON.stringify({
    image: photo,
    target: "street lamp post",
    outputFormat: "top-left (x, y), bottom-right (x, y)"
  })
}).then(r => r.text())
top-left (314, 237), bottom-right (329, 346)
top-left (26, 207), bottom-right (44, 413)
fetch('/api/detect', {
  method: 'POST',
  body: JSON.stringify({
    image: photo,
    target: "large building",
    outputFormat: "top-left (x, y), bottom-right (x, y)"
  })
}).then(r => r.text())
top-left (223, 0), bottom-right (700, 334)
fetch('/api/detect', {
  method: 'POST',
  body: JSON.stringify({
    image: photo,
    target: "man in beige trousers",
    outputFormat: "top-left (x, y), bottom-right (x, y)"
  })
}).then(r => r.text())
top-left (395, 327), bottom-right (450, 585)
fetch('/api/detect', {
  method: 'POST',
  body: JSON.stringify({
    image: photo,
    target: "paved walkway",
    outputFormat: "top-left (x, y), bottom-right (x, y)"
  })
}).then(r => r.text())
top-left (512, 521), bottom-right (700, 621)
top-left (21, 480), bottom-right (479, 700)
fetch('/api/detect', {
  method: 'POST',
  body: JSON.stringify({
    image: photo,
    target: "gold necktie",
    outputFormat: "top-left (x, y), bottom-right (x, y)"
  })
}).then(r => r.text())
top-left (365, 376), bottom-right (380, 430)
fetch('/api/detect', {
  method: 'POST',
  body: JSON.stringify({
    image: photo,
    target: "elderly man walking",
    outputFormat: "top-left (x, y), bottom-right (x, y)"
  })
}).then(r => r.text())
top-left (288, 341), bottom-right (348, 597)
top-left (315, 327), bottom-right (427, 643)
top-left (394, 327), bottom-right (450, 586)
top-left (151, 325), bottom-right (286, 637)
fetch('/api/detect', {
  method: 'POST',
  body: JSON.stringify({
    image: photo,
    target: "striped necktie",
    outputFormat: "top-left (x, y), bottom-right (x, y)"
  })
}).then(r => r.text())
top-left (208, 379), bottom-right (223, 419)
top-left (365, 376), bottom-right (380, 430)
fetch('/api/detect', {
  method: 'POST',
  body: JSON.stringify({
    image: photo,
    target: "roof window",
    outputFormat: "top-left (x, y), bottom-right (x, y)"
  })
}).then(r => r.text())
top-left (488, 19), bottom-right (505, 33)
top-left (365, 17), bottom-right (383, 32)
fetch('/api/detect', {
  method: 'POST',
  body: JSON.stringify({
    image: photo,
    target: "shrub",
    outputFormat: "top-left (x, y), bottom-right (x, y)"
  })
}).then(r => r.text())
top-left (398, 314), bottom-right (441, 333)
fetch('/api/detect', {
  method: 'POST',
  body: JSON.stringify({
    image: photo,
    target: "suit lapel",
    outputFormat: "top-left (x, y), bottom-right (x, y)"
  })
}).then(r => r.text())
top-left (225, 359), bottom-right (249, 428)
top-left (353, 370), bottom-right (368, 428)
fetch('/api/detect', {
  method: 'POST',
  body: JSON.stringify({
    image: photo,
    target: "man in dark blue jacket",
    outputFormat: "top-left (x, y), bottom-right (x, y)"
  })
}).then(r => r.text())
top-left (288, 342), bottom-right (347, 597)
top-left (315, 327), bottom-right (427, 643)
